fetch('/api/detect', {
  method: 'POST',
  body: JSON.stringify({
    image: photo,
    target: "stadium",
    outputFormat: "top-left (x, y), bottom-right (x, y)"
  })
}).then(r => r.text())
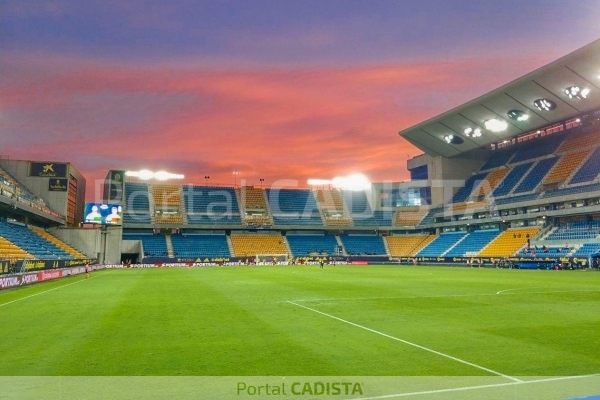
top-left (2, 37), bottom-right (600, 400)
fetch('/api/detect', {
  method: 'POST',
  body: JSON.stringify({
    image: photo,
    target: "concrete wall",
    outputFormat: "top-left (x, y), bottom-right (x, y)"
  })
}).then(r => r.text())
top-left (428, 150), bottom-right (487, 207)
top-left (49, 226), bottom-right (123, 264)
top-left (0, 159), bottom-right (87, 225)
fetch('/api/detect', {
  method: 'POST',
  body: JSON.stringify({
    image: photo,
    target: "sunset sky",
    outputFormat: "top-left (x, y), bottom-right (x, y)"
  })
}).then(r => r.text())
top-left (1, 1), bottom-right (599, 199)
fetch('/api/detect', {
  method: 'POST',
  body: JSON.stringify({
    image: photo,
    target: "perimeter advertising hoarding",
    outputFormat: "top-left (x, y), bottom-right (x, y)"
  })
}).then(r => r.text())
top-left (28, 162), bottom-right (67, 178)
top-left (83, 203), bottom-right (123, 225)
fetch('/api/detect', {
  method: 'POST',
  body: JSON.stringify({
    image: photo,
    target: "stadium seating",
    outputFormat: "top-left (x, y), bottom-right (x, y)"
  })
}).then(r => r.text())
top-left (340, 235), bottom-right (387, 256)
top-left (386, 235), bottom-right (436, 257)
top-left (543, 221), bottom-right (600, 241)
top-left (513, 157), bottom-right (559, 193)
top-left (542, 182), bottom-right (600, 198)
top-left (240, 186), bottom-right (268, 209)
top-left (286, 234), bottom-right (338, 256)
top-left (569, 147), bottom-right (600, 184)
top-left (266, 188), bottom-right (323, 225)
top-left (478, 227), bottom-right (540, 257)
top-left (480, 149), bottom-right (516, 171)
top-left (573, 243), bottom-right (600, 257)
top-left (0, 221), bottom-right (74, 260)
top-left (183, 186), bottom-right (240, 214)
top-left (152, 184), bottom-right (181, 207)
top-left (445, 229), bottom-right (500, 257)
top-left (394, 207), bottom-right (428, 226)
top-left (557, 129), bottom-right (600, 153)
top-left (230, 234), bottom-right (288, 257)
top-left (451, 172), bottom-right (488, 203)
top-left (510, 135), bottom-right (563, 163)
top-left (315, 189), bottom-right (353, 226)
top-left (122, 233), bottom-right (168, 257)
top-left (416, 231), bottom-right (467, 257)
top-left (0, 236), bottom-right (34, 263)
top-left (471, 168), bottom-right (508, 198)
top-left (170, 234), bottom-right (230, 258)
top-left (494, 193), bottom-right (539, 205)
top-left (543, 150), bottom-right (589, 184)
top-left (29, 227), bottom-right (87, 258)
top-left (124, 182), bottom-right (152, 224)
top-left (492, 162), bottom-right (534, 197)
top-left (186, 213), bottom-right (242, 225)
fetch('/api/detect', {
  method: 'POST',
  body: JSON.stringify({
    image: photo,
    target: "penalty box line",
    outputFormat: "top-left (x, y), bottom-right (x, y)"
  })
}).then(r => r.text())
top-left (287, 300), bottom-right (522, 383)
top-left (0, 270), bottom-right (113, 308)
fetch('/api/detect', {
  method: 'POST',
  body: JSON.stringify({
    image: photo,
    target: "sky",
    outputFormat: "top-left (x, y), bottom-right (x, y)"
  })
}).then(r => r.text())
top-left (1, 1), bottom-right (599, 200)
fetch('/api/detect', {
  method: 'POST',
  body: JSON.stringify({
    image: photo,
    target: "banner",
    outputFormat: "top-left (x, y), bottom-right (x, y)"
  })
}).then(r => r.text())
top-left (0, 264), bottom-right (105, 291)
top-left (48, 178), bottom-right (68, 192)
top-left (16, 258), bottom-right (97, 272)
top-left (28, 162), bottom-right (67, 178)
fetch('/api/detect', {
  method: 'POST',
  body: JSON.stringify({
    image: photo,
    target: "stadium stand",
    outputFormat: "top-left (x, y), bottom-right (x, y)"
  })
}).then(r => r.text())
top-left (480, 149), bottom-right (515, 171)
top-left (124, 182), bottom-right (152, 224)
top-left (395, 207), bottom-right (428, 226)
top-left (471, 168), bottom-right (509, 198)
top-left (183, 185), bottom-right (242, 225)
top-left (478, 227), bottom-right (540, 257)
top-left (340, 235), bottom-right (387, 256)
top-left (266, 188), bottom-right (323, 225)
top-left (542, 149), bottom-right (590, 185)
top-left (170, 234), bottom-right (230, 258)
top-left (386, 235), bottom-right (436, 257)
top-left (416, 231), bottom-right (467, 257)
top-left (315, 189), bottom-right (353, 226)
top-left (451, 172), bottom-right (488, 203)
top-left (0, 236), bottom-right (34, 263)
top-left (153, 184), bottom-right (184, 224)
top-left (286, 234), bottom-right (339, 256)
top-left (543, 220), bottom-right (600, 241)
top-left (230, 234), bottom-right (288, 257)
top-left (123, 233), bottom-right (168, 258)
top-left (29, 227), bottom-right (87, 258)
top-left (445, 229), bottom-right (500, 257)
top-left (573, 243), bottom-right (600, 257)
top-left (512, 157), bottom-right (559, 194)
top-left (0, 221), bottom-right (73, 260)
top-left (492, 162), bottom-right (534, 197)
top-left (569, 147), bottom-right (600, 184)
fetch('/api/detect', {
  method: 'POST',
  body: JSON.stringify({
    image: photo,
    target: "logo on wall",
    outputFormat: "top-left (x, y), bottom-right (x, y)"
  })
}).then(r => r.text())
top-left (48, 178), bottom-right (68, 192)
top-left (29, 162), bottom-right (67, 177)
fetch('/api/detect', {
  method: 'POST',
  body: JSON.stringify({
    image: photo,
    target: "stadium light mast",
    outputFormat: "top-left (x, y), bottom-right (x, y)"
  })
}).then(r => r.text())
top-left (205, 175), bottom-right (210, 185)
top-left (233, 170), bottom-right (240, 187)
top-left (259, 178), bottom-right (264, 188)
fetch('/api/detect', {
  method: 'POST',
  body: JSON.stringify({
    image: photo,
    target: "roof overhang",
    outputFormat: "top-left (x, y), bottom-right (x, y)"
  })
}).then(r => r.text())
top-left (398, 39), bottom-right (600, 158)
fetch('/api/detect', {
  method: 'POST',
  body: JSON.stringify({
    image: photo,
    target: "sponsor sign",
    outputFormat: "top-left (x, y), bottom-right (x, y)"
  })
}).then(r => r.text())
top-left (16, 258), bottom-right (97, 271)
top-left (28, 162), bottom-right (67, 178)
top-left (48, 178), bottom-right (68, 192)
top-left (0, 263), bottom-right (105, 291)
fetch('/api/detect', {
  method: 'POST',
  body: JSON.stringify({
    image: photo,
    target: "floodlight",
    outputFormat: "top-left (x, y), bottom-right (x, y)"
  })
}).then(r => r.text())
top-left (332, 173), bottom-right (371, 191)
top-left (507, 110), bottom-right (530, 122)
top-left (533, 99), bottom-right (556, 111)
top-left (464, 128), bottom-right (473, 136)
top-left (124, 169), bottom-right (184, 181)
top-left (473, 128), bottom-right (482, 137)
top-left (484, 118), bottom-right (508, 132)
top-left (444, 135), bottom-right (453, 143)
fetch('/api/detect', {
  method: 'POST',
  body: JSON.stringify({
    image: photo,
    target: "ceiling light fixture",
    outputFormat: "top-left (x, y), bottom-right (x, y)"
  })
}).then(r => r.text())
top-left (564, 86), bottom-right (590, 99)
top-left (507, 109), bottom-right (530, 122)
top-left (533, 98), bottom-right (556, 111)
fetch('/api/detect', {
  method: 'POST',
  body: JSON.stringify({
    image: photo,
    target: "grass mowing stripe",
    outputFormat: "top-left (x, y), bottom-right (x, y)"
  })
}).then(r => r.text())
top-left (353, 373), bottom-right (600, 399)
top-left (287, 300), bottom-right (523, 383)
top-left (0, 270), bottom-right (112, 308)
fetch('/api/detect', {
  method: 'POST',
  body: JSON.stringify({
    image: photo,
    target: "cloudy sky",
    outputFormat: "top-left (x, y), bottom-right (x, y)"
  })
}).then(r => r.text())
top-left (1, 1), bottom-right (599, 198)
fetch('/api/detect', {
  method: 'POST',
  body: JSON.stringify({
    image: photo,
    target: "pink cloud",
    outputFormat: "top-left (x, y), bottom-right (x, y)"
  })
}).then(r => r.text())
top-left (0, 53), bottom-right (551, 200)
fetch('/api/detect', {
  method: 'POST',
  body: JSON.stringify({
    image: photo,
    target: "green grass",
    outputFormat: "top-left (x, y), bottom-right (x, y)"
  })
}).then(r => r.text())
top-left (1, 265), bottom-right (599, 377)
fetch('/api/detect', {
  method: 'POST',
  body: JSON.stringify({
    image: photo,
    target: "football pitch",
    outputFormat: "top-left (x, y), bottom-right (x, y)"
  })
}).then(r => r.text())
top-left (1, 265), bottom-right (599, 399)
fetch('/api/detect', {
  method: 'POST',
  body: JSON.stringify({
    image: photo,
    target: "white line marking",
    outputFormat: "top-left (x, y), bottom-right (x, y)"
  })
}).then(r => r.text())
top-left (287, 300), bottom-right (522, 383)
top-left (352, 373), bottom-right (600, 399)
top-left (0, 271), bottom-right (112, 308)
top-left (496, 288), bottom-right (516, 294)
top-left (290, 288), bottom-right (600, 304)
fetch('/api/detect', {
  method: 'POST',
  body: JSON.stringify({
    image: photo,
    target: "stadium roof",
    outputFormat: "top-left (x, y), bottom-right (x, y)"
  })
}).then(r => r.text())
top-left (399, 39), bottom-right (600, 158)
